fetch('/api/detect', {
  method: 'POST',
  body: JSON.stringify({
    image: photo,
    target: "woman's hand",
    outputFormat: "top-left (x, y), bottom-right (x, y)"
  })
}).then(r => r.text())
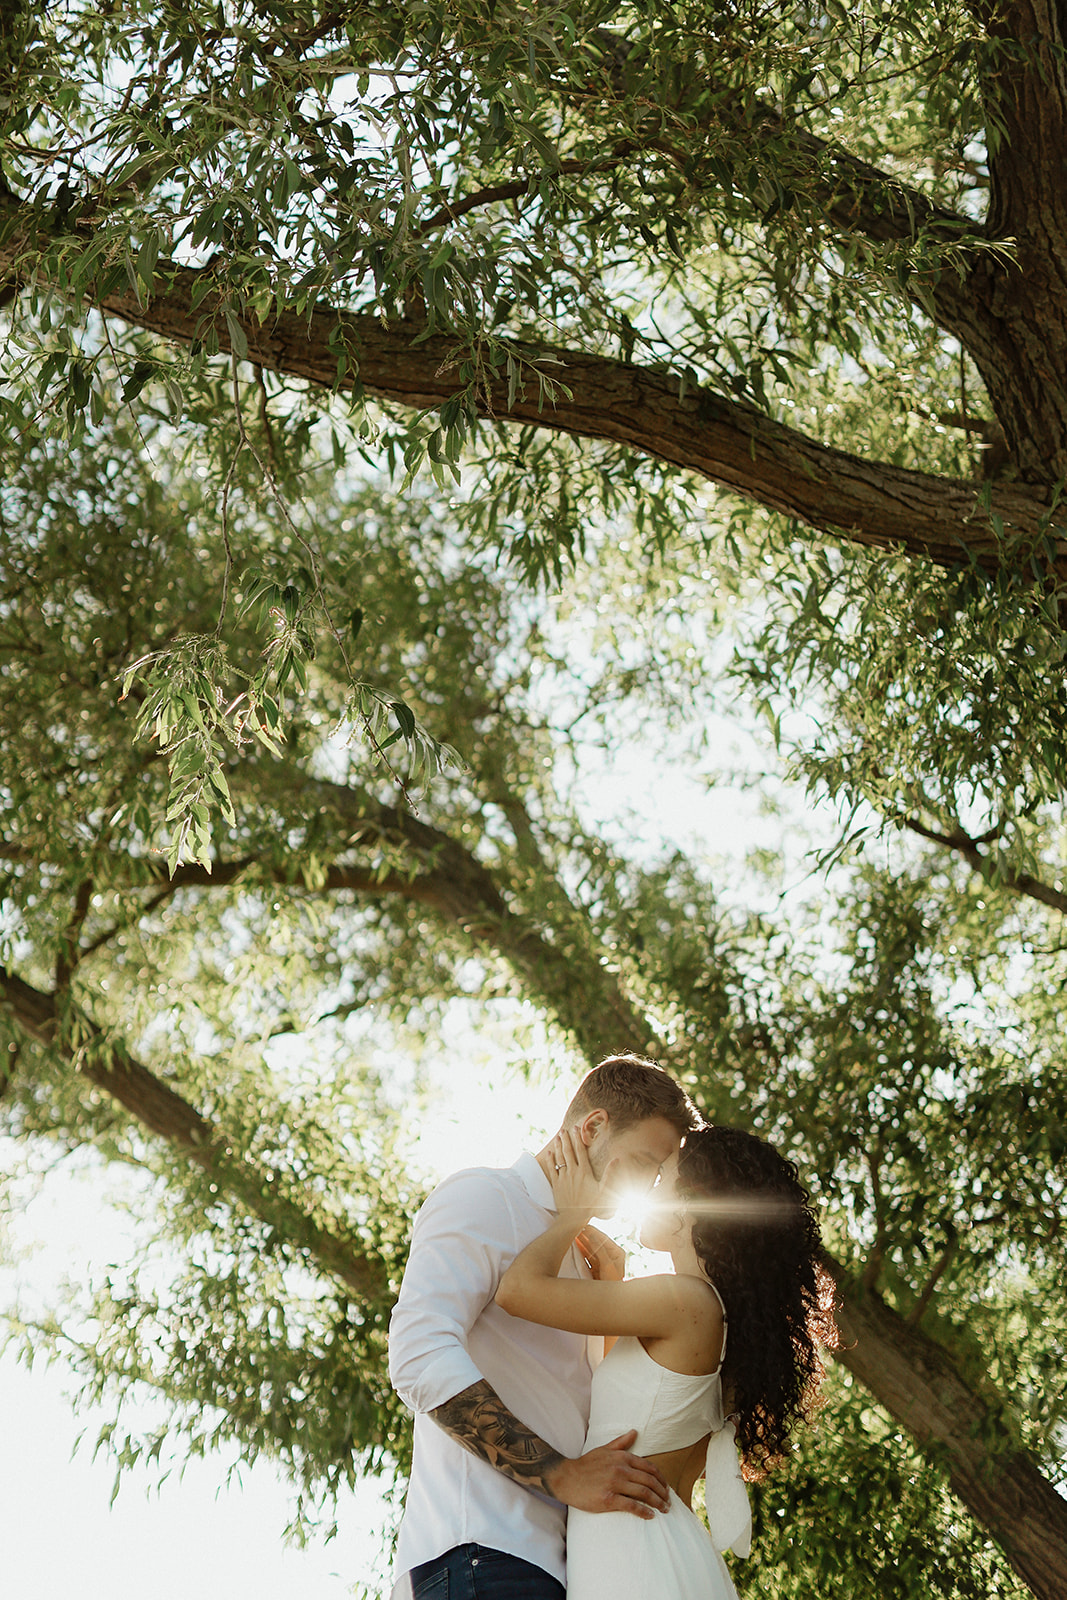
top-left (576, 1224), bottom-right (626, 1282)
top-left (548, 1126), bottom-right (613, 1219)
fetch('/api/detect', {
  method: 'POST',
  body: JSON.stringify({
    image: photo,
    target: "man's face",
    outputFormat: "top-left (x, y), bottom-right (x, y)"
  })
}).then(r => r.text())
top-left (582, 1113), bottom-right (681, 1216)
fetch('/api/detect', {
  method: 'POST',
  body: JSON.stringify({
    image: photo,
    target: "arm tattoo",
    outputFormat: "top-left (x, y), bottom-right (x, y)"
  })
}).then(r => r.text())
top-left (430, 1380), bottom-right (564, 1494)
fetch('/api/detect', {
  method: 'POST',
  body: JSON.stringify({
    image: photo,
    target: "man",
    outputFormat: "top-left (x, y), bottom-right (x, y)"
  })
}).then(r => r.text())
top-left (388, 1053), bottom-right (700, 1599)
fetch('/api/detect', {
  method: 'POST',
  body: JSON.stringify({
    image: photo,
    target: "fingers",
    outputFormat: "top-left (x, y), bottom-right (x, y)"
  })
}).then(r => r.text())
top-left (552, 1127), bottom-right (603, 1216)
top-left (557, 1435), bottom-right (671, 1517)
top-left (564, 1124), bottom-right (592, 1170)
top-left (575, 1225), bottom-right (621, 1279)
top-left (621, 1457), bottom-right (670, 1504)
top-left (600, 1433), bottom-right (670, 1512)
top-left (607, 1494), bottom-right (656, 1520)
top-left (607, 1461), bottom-right (671, 1515)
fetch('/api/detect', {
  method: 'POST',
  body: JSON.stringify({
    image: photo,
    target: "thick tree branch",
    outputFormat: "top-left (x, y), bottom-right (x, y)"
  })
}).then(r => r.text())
top-left (977, 0), bottom-right (1067, 241)
top-left (0, 966), bottom-right (391, 1303)
top-left (0, 199), bottom-right (1056, 574)
top-left (142, 784), bottom-right (658, 1058)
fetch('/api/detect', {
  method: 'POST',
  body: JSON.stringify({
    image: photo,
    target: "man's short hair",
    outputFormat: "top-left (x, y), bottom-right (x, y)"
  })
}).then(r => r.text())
top-left (564, 1053), bottom-right (699, 1138)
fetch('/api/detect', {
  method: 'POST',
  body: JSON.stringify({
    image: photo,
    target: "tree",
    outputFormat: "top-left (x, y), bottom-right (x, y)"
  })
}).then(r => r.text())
top-left (6, 0), bottom-right (1067, 569)
top-left (2, 2), bottom-right (1066, 1595)
top-left (1, 409), bottom-right (1064, 1598)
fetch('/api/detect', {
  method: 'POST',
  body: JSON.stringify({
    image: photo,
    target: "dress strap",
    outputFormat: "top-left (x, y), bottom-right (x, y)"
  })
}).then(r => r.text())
top-left (707, 1279), bottom-right (727, 1372)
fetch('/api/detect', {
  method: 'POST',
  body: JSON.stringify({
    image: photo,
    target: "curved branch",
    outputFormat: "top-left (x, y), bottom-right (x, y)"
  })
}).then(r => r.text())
top-left (148, 783), bottom-right (658, 1058)
top-left (834, 1275), bottom-right (1067, 1600)
top-left (0, 198), bottom-right (1054, 574)
top-left (0, 965), bottom-right (391, 1304)
top-left (134, 286), bottom-right (1054, 569)
top-left (416, 148), bottom-right (635, 237)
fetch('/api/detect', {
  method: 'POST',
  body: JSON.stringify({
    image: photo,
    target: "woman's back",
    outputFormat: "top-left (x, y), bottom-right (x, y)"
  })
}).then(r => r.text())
top-left (584, 1335), bottom-right (726, 1454)
top-left (567, 1332), bottom-right (749, 1600)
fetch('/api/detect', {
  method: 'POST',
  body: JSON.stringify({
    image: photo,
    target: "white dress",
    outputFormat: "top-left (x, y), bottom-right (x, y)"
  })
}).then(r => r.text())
top-left (566, 1318), bottom-right (751, 1600)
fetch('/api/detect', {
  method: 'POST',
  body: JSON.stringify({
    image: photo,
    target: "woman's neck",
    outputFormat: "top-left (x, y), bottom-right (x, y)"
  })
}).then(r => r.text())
top-left (669, 1236), bottom-right (706, 1280)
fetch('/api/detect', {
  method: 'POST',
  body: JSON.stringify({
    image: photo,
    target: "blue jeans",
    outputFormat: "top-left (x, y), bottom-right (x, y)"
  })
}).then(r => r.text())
top-left (409, 1544), bottom-right (566, 1600)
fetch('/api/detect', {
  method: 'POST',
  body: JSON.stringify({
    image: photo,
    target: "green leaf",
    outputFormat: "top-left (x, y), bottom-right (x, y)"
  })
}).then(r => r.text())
top-left (122, 361), bottom-right (155, 404)
top-left (223, 306), bottom-right (249, 360)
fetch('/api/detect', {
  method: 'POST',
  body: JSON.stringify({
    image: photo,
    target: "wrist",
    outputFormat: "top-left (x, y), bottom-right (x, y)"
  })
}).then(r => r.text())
top-left (543, 1452), bottom-right (575, 1503)
top-left (555, 1204), bottom-right (594, 1230)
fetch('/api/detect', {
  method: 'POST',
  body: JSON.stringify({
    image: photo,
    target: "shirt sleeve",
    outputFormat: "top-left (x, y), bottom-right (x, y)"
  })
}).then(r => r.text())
top-left (388, 1167), bottom-right (518, 1415)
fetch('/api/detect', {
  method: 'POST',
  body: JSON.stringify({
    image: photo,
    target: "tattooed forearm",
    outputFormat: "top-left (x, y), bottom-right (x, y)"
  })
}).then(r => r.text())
top-left (430, 1380), bottom-right (564, 1494)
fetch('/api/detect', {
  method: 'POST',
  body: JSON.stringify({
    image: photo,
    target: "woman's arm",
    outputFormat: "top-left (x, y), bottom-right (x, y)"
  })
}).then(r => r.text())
top-left (495, 1130), bottom-right (699, 1340)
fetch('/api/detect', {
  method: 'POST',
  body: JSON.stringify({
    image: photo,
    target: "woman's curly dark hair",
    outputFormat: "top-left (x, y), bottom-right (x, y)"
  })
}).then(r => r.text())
top-left (676, 1125), bottom-right (839, 1477)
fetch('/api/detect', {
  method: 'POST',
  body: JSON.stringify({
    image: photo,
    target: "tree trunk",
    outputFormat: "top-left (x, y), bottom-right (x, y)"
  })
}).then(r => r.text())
top-left (956, 0), bottom-right (1067, 477)
top-left (836, 1279), bottom-right (1067, 1600)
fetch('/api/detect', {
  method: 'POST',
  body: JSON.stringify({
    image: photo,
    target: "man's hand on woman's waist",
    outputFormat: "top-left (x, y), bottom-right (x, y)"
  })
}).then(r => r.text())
top-left (430, 1381), bottom-right (669, 1518)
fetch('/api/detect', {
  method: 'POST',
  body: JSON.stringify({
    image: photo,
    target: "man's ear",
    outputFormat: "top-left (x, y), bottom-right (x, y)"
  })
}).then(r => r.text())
top-left (577, 1110), bottom-right (608, 1146)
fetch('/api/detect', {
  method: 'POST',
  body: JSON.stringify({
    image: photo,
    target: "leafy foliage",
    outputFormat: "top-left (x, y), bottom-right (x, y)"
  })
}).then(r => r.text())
top-left (740, 1372), bottom-right (1031, 1600)
top-left (4, 1), bottom-right (1067, 1594)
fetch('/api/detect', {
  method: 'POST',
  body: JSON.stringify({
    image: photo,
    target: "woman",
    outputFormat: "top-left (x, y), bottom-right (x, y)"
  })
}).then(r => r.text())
top-left (496, 1122), bottom-right (837, 1600)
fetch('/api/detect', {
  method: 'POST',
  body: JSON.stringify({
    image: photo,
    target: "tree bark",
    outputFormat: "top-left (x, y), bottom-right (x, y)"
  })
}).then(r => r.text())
top-left (835, 1278), bottom-right (1067, 1600)
top-left (96, 269), bottom-right (1062, 573)
top-left (952, 0), bottom-right (1067, 476)
top-left (0, 198), bottom-right (1059, 576)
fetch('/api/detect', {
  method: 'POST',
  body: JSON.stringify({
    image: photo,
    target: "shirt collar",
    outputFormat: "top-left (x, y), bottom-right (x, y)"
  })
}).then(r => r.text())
top-left (513, 1151), bottom-right (555, 1212)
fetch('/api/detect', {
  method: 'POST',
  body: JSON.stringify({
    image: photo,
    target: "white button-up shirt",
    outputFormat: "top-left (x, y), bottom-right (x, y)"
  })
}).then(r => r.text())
top-left (388, 1153), bottom-right (600, 1593)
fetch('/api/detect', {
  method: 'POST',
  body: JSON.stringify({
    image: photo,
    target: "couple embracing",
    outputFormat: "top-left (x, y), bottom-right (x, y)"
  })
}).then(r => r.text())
top-left (389, 1054), bottom-right (836, 1599)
